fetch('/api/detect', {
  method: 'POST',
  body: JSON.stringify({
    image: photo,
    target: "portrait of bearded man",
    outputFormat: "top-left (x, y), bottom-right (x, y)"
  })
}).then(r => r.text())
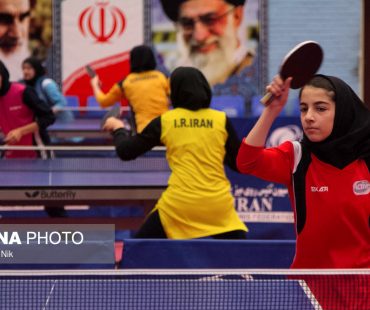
top-left (158, 0), bottom-right (260, 115)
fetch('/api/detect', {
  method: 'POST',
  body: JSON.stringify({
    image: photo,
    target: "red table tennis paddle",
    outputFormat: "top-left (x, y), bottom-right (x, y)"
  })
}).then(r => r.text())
top-left (260, 40), bottom-right (323, 105)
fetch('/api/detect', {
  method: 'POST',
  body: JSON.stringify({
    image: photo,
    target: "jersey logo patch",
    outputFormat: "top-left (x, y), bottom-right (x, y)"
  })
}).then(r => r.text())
top-left (311, 186), bottom-right (328, 192)
top-left (9, 105), bottom-right (22, 111)
top-left (353, 180), bottom-right (370, 196)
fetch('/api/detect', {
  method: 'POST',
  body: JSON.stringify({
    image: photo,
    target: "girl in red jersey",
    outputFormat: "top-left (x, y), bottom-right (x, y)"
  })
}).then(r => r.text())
top-left (236, 74), bottom-right (370, 309)
top-left (0, 60), bottom-right (55, 158)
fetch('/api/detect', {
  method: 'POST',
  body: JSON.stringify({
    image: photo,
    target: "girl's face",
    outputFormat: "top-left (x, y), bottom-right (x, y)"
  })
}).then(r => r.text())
top-left (300, 86), bottom-right (335, 142)
top-left (21, 62), bottom-right (35, 80)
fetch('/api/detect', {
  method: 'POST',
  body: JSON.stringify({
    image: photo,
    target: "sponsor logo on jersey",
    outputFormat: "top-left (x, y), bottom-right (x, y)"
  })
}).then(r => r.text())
top-left (353, 180), bottom-right (370, 196)
top-left (9, 105), bottom-right (22, 111)
top-left (311, 186), bottom-right (329, 192)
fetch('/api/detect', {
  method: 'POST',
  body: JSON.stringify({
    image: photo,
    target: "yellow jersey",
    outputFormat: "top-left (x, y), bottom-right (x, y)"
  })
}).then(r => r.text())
top-left (154, 108), bottom-right (247, 239)
top-left (96, 70), bottom-right (170, 133)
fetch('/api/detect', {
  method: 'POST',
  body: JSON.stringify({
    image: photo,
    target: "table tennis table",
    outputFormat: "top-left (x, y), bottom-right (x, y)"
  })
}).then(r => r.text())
top-left (0, 113), bottom-right (124, 142)
top-left (0, 157), bottom-right (169, 204)
top-left (0, 270), bottom-right (324, 310)
top-left (47, 116), bottom-right (302, 141)
top-left (0, 157), bottom-right (170, 229)
top-left (49, 119), bottom-right (111, 139)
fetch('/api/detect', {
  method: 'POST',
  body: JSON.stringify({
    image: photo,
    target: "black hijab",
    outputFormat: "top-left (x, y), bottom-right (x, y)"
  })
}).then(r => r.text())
top-left (22, 57), bottom-right (46, 87)
top-left (301, 74), bottom-right (370, 169)
top-left (130, 45), bottom-right (156, 73)
top-left (159, 0), bottom-right (246, 21)
top-left (170, 66), bottom-right (211, 111)
top-left (0, 60), bottom-right (11, 96)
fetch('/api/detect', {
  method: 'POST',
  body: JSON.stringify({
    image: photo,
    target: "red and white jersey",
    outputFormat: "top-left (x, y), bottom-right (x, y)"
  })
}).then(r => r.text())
top-left (237, 140), bottom-right (370, 269)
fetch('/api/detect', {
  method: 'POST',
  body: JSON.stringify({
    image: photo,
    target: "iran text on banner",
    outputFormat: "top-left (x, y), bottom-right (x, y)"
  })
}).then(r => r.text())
top-left (61, 0), bottom-right (144, 106)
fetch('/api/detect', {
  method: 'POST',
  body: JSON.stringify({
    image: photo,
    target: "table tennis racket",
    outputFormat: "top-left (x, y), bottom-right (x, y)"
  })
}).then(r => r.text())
top-left (85, 65), bottom-right (96, 78)
top-left (100, 105), bottom-right (121, 129)
top-left (260, 40), bottom-right (323, 105)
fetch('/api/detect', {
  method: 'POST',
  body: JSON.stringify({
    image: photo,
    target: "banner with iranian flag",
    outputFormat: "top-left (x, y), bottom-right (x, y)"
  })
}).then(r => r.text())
top-left (61, 0), bottom-right (144, 106)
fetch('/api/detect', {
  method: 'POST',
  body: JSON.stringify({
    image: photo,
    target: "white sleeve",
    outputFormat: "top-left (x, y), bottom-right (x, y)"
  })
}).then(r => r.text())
top-left (291, 141), bottom-right (302, 173)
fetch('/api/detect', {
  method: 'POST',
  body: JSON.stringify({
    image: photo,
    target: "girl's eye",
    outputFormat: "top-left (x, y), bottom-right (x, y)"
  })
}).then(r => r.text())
top-left (316, 106), bottom-right (327, 112)
top-left (299, 106), bottom-right (307, 112)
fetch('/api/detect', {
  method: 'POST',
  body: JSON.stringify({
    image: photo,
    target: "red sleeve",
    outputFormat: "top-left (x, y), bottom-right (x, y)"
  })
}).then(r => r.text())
top-left (236, 139), bottom-right (294, 185)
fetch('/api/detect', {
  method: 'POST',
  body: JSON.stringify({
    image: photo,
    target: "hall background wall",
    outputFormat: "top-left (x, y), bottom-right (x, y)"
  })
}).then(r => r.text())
top-left (267, 0), bottom-right (361, 113)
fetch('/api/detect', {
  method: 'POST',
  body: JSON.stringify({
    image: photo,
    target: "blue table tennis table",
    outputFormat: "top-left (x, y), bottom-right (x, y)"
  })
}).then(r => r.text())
top-left (0, 270), bottom-right (321, 310)
top-left (0, 157), bottom-right (170, 229)
top-left (1, 119), bottom-right (110, 143)
top-left (49, 119), bottom-right (110, 139)
top-left (47, 116), bottom-right (302, 141)
top-left (0, 157), bottom-right (169, 205)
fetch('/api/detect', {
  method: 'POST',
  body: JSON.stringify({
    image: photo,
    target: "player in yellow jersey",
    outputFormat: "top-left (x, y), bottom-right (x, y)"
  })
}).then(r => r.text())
top-left (103, 66), bottom-right (247, 239)
top-left (90, 45), bottom-right (170, 133)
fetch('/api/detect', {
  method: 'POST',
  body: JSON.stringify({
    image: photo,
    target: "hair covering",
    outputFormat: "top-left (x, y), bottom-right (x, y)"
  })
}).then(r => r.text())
top-left (301, 74), bottom-right (370, 169)
top-left (170, 66), bottom-right (211, 111)
top-left (130, 45), bottom-right (156, 73)
top-left (22, 57), bottom-right (46, 87)
top-left (159, 0), bottom-right (247, 22)
top-left (0, 60), bottom-right (11, 96)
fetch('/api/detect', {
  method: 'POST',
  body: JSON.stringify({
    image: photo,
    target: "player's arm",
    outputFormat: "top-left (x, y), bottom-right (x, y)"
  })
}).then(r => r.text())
top-left (237, 141), bottom-right (293, 185)
top-left (90, 76), bottom-right (123, 108)
top-left (23, 86), bottom-right (56, 129)
top-left (224, 117), bottom-right (241, 171)
top-left (4, 122), bottom-right (38, 144)
top-left (105, 116), bottom-right (161, 160)
top-left (41, 79), bottom-right (66, 112)
top-left (244, 76), bottom-right (291, 147)
top-left (237, 77), bottom-right (293, 184)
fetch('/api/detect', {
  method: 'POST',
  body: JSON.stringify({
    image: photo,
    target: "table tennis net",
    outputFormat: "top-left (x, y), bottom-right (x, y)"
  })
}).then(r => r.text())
top-left (0, 269), bottom-right (368, 309)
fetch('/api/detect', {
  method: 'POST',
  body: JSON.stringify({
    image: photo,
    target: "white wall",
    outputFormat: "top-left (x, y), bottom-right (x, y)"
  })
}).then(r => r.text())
top-left (268, 0), bottom-right (361, 114)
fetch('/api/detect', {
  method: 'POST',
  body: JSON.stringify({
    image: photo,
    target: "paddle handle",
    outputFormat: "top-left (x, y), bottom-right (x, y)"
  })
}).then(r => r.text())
top-left (260, 92), bottom-right (274, 106)
top-left (86, 65), bottom-right (96, 78)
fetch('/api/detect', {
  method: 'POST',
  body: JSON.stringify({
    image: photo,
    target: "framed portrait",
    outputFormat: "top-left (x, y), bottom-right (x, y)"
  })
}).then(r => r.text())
top-left (29, 0), bottom-right (53, 60)
top-left (0, 0), bottom-right (53, 80)
top-left (151, 0), bottom-right (267, 117)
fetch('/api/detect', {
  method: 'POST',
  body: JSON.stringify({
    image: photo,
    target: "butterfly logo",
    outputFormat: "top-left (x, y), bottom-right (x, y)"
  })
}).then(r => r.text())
top-left (25, 191), bottom-right (40, 198)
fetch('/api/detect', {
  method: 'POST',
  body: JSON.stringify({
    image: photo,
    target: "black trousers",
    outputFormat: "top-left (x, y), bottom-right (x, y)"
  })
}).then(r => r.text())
top-left (45, 206), bottom-right (67, 217)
